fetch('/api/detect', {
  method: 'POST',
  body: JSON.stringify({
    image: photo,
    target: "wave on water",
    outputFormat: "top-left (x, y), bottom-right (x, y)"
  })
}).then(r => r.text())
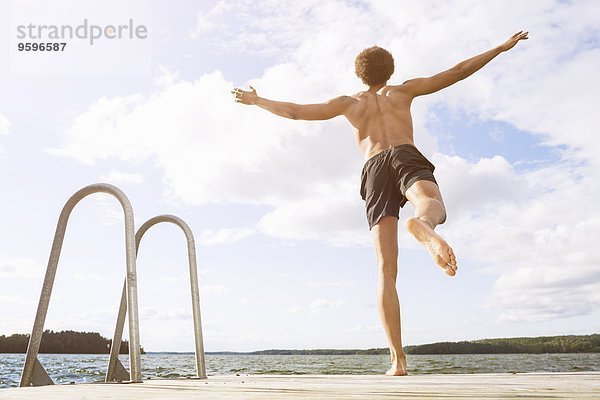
top-left (1, 353), bottom-right (599, 388)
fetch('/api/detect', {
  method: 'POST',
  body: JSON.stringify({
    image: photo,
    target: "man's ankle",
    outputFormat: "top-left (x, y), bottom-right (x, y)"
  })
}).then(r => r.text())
top-left (390, 349), bottom-right (406, 362)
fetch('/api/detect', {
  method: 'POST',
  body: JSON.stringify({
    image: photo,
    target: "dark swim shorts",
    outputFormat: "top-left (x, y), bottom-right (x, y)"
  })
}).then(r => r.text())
top-left (360, 144), bottom-right (438, 230)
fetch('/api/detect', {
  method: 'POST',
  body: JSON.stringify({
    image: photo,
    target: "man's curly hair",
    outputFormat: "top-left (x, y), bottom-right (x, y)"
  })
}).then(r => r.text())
top-left (355, 46), bottom-right (394, 86)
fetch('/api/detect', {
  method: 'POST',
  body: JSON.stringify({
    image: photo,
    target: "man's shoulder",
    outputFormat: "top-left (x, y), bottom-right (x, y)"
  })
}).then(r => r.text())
top-left (349, 91), bottom-right (371, 99)
top-left (325, 94), bottom-right (356, 102)
top-left (384, 83), bottom-right (412, 94)
top-left (327, 94), bottom-right (360, 109)
top-left (350, 84), bottom-right (411, 97)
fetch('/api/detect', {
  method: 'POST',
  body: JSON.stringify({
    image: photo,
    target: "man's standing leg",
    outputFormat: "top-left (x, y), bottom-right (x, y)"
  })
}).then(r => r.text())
top-left (372, 215), bottom-right (407, 376)
top-left (405, 180), bottom-right (458, 275)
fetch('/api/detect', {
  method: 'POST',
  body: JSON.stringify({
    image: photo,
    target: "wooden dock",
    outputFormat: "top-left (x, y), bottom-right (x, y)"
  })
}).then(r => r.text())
top-left (1, 372), bottom-right (599, 399)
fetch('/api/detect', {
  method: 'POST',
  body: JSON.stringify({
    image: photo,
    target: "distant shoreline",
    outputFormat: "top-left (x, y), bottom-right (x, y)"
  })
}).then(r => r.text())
top-left (2, 333), bottom-right (598, 355)
top-left (0, 330), bottom-right (144, 354)
top-left (157, 334), bottom-right (600, 355)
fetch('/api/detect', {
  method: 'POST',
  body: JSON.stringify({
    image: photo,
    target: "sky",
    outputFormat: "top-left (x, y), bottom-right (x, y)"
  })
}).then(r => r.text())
top-left (0, 0), bottom-right (599, 353)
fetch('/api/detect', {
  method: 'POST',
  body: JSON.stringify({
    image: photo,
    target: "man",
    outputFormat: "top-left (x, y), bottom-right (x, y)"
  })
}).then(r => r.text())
top-left (232, 31), bottom-right (528, 375)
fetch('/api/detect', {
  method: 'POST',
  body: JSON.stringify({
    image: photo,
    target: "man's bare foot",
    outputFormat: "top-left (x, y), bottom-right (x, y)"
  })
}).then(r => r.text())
top-left (386, 365), bottom-right (408, 376)
top-left (386, 353), bottom-right (408, 376)
top-left (405, 217), bottom-right (458, 276)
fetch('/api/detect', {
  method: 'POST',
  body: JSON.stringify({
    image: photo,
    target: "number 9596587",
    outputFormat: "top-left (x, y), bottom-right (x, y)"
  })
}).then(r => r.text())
top-left (17, 42), bottom-right (66, 51)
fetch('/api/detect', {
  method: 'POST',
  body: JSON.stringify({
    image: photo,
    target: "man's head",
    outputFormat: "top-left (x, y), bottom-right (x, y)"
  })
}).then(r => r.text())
top-left (355, 46), bottom-right (394, 87)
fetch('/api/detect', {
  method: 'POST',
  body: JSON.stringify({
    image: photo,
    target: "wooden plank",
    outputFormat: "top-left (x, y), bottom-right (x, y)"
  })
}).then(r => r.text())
top-left (2, 372), bottom-right (599, 399)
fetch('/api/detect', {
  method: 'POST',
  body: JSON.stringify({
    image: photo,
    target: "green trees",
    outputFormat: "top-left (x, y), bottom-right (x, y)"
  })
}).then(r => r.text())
top-left (211, 335), bottom-right (600, 355)
top-left (0, 330), bottom-right (144, 354)
top-left (403, 334), bottom-right (600, 354)
top-left (2, 332), bottom-right (598, 355)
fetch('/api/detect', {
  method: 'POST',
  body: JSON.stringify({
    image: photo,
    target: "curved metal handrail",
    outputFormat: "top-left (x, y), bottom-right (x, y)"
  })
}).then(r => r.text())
top-left (19, 183), bottom-right (142, 387)
top-left (106, 215), bottom-right (206, 382)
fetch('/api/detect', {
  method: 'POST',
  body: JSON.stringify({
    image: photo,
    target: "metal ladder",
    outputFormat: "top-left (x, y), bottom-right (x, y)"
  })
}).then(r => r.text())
top-left (106, 215), bottom-right (206, 382)
top-left (19, 183), bottom-right (206, 386)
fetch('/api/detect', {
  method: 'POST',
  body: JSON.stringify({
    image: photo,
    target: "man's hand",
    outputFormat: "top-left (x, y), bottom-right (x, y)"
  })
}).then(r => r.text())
top-left (231, 85), bottom-right (258, 105)
top-left (498, 31), bottom-right (529, 52)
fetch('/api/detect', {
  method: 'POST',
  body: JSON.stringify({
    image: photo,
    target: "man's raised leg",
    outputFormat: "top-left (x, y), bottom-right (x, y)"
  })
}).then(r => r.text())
top-left (405, 180), bottom-right (458, 275)
top-left (372, 216), bottom-right (407, 376)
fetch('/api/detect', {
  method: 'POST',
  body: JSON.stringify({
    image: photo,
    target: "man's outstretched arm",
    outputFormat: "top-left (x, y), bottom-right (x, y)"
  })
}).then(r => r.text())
top-left (231, 85), bottom-right (352, 120)
top-left (402, 31), bottom-right (529, 97)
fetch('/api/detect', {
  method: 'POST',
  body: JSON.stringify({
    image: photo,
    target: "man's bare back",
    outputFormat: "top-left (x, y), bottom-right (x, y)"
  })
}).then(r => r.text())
top-left (344, 85), bottom-right (416, 162)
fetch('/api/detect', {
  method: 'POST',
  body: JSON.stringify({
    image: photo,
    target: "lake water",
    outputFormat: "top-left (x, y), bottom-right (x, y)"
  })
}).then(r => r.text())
top-left (1, 353), bottom-right (599, 388)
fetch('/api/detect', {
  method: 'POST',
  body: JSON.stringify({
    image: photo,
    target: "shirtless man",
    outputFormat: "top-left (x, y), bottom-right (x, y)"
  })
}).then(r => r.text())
top-left (232, 31), bottom-right (528, 375)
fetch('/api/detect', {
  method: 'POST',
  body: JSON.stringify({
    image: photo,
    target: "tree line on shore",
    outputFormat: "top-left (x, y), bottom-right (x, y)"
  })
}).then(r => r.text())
top-left (0, 330), bottom-right (144, 354)
top-left (1, 331), bottom-right (597, 355)
top-left (402, 334), bottom-right (600, 355)
top-left (209, 334), bottom-right (600, 355)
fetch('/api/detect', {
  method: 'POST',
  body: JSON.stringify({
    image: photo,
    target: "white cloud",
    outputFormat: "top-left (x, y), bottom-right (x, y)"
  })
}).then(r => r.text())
top-left (282, 306), bottom-right (303, 314)
top-left (310, 298), bottom-right (344, 310)
top-left (47, 69), bottom-right (341, 205)
top-left (0, 294), bottom-right (36, 306)
top-left (305, 280), bottom-right (355, 289)
top-left (94, 196), bottom-right (128, 226)
top-left (282, 298), bottom-right (346, 316)
top-left (0, 113), bottom-right (9, 135)
top-left (189, 0), bottom-right (326, 58)
top-left (0, 258), bottom-right (44, 278)
top-left (140, 307), bottom-right (192, 320)
top-left (0, 112), bottom-right (10, 153)
top-left (309, 298), bottom-right (345, 315)
top-left (157, 273), bottom-right (188, 284)
top-left (73, 272), bottom-right (106, 281)
top-left (257, 179), bottom-right (369, 246)
top-left (153, 65), bottom-right (180, 89)
top-left (201, 283), bottom-right (230, 294)
top-left (99, 169), bottom-right (144, 185)
top-left (51, 305), bottom-right (119, 334)
top-left (189, 0), bottom-right (232, 40)
top-left (343, 324), bottom-right (382, 334)
top-left (432, 154), bottom-right (526, 219)
top-left (198, 228), bottom-right (255, 246)
top-left (435, 156), bottom-right (600, 322)
top-left (491, 265), bottom-right (600, 322)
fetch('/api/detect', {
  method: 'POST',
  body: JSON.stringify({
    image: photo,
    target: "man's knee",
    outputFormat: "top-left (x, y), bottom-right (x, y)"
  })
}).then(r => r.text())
top-left (435, 198), bottom-right (447, 224)
top-left (424, 196), bottom-right (444, 209)
top-left (439, 208), bottom-right (447, 224)
top-left (430, 198), bottom-right (447, 224)
top-left (421, 197), bottom-right (446, 225)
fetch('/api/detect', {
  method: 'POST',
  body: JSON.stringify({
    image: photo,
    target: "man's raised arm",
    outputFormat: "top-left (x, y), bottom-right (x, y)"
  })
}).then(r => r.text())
top-left (231, 85), bottom-right (352, 120)
top-left (402, 31), bottom-right (529, 97)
